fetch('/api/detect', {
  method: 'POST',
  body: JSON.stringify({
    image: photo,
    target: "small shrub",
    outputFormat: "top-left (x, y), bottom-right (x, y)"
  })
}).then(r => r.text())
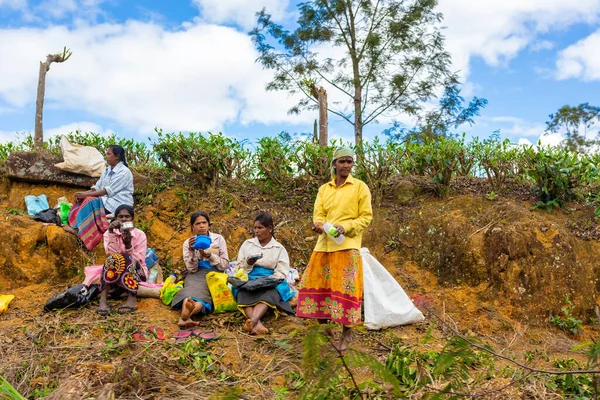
top-left (475, 135), bottom-right (520, 192)
top-left (152, 129), bottom-right (246, 189)
top-left (254, 132), bottom-right (295, 189)
top-left (522, 144), bottom-right (587, 211)
top-left (549, 296), bottom-right (583, 335)
top-left (405, 137), bottom-right (462, 197)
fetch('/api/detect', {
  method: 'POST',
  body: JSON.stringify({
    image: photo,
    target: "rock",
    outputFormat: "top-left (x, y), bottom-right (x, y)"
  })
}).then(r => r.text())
top-left (6, 151), bottom-right (150, 191)
top-left (6, 152), bottom-right (96, 188)
top-left (390, 178), bottom-right (421, 203)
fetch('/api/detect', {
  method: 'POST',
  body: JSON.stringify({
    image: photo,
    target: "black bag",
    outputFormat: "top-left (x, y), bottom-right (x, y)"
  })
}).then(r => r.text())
top-left (33, 208), bottom-right (62, 226)
top-left (43, 284), bottom-right (100, 311)
top-left (228, 276), bottom-right (284, 291)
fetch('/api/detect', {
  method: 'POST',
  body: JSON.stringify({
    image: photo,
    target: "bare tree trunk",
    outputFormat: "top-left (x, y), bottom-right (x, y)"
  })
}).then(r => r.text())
top-left (33, 47), bottom-right (72, 152)
top-left (310, 85), bottom-right (328, 147)
top-left (34, 58), bottom-right (50, 151)
top-left (317, 88), bottom-right (328, 147)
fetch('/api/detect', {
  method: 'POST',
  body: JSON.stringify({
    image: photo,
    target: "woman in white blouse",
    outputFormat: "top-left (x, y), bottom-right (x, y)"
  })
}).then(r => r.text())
top-left (235, 212), bottom-right (294, 335)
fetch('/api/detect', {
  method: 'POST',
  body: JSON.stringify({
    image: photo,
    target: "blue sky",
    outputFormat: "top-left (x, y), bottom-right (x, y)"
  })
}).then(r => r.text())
top-left (1, 0), bottom-right (600, 147)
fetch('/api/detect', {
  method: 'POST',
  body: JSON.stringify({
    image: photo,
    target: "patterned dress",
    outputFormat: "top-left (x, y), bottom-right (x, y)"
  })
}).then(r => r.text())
top-left (101, 253), bottom-right (144, 294)
top-left (296, 250), bottom-right (363, 326)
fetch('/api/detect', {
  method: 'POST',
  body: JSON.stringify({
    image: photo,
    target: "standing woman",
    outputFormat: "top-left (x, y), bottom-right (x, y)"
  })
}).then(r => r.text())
top-left (97, 204), bottom-right (147, 315)
top-left (172, 211), bottom-right (229, 328)
top-left (234, 212), bottom-right (294, 335)
top-left (65, 145), bottom-right (134, 250)
top-left (296, 146), bottom-right (373, 351)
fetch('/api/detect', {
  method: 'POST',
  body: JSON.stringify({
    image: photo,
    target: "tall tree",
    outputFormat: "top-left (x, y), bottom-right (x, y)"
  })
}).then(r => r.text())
top-left (383, 81), bottom-right (488, 142)
top-left (251, 0), bottom-right (454, 148)
top-left (34, 47), bottom-right (72, 151)
top-left (545, 103), bottom-right (600, 153)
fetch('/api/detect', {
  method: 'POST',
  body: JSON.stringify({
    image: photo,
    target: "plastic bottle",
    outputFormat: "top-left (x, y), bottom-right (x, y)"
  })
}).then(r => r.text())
top-left (322, 222), bottom-right (345, 244)
top-left (147, 268), bottom-right (159, 284)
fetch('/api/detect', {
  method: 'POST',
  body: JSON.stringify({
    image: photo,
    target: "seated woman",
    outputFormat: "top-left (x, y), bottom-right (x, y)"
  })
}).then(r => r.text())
top-left (97, 204), bottom-right (147, 315)
top-left (234, 212), bottom-right (294, 335)
top-left (172, 211), bottom-right (229, 327)
top-left (64, 145), bottom-right (134, 250)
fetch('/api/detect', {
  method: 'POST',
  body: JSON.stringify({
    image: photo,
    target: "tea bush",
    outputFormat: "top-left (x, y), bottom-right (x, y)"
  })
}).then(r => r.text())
top-left (522, 144), bottom-right (588, 211)
top-left (2, 129), bottom-right (600, 211)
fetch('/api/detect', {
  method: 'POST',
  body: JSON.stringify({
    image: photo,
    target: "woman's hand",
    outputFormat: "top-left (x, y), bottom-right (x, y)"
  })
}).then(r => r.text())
top-left (311, 222), bottom-right (324, 235)
top-left (198, 249), bottom-right (212, 259)
top-left (74, 192), bottom-right (87, 203)
top-left (334, 225), bottom-right (345, 236)
top-left (108, 220), bottom-right (121, 233)
top-left (122, 229), bottom-right (133, 249)
top-left (187, 237), bottom-right (196, 253)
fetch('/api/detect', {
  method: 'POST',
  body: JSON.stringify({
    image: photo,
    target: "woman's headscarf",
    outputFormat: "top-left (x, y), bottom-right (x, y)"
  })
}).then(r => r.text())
top-left (331, 146), bottom-right (355, 176)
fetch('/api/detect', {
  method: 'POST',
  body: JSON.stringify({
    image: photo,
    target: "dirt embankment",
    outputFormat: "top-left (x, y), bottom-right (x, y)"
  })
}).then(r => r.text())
top-left (1, 178), bottom-right (600, 398)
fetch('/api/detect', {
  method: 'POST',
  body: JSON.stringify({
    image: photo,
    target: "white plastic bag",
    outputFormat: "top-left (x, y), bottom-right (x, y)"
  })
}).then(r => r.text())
top-left (54, 135), bottom-right (106, 177)
top-left (361, 248), bottom-right (424, 330)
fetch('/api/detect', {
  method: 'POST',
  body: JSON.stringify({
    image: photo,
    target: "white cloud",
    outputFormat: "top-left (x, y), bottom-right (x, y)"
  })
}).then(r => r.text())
top-left (45, 121), bottom-right (113, 139)
top-left (492, 116), bottom-right (545, 137)
top-left (0, 0), bottom-right (26, 9)
top-left (530, 40), bottom-right (555, 52)
top-left (439, 0), bottom-right (600, 80)
top-left (0, 21), bottom-right (311, 135)
top-left (538, 131), bottom-right (564, 147)
top-left (37, 0), bottom-right (77, 19)
top-left (192, 0), bottom-right (290, 30)
top-left (555, 29), bottom-right (600, 81)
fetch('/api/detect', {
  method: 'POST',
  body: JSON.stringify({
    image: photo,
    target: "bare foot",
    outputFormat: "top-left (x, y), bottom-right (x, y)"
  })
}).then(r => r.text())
top-left (243, 319), bottom-right (252, 333)
top-left (62, 225), bottom-right (77, 235)
top-left (178, 318), bottom-right (199, 328)
top-left (333, 339), bottom-right (349, 352)
top-left (251, 320), bottom-right (269, 335)
top-left (184, 297), bottom-right (196, 313)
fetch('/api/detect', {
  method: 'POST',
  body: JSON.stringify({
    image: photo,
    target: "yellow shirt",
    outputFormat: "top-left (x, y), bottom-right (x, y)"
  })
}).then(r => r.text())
top-left (313, 174), bottom-right (373, 252)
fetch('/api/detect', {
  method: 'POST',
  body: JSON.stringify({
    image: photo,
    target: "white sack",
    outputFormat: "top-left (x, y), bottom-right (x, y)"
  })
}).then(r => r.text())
top-left (361, 248), bottom-right (424, 330)
top-left (54, 135), bottom-right (106, 177)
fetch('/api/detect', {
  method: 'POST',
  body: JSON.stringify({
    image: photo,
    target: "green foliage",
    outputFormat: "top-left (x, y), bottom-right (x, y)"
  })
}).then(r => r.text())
top-left (292, 139), bottom-right (338, 185)
top-left (475, 135), bottom-right (520, 192)
top-left (298, 327), bottom-right (401, 399)
top-left (545, 103), bottom-right (600, 153)
top-left (251, 0), bottom-right (455, 145)
top-left (406, 136), bottom-right (463, 197)
top-left (549, 296), bottom-right (583, 335)
top-left (523, 144), bottom-right (588, 211)
top-left (152, 129), bottom-right (248, 189)
top-left (177, 339), bottom-right (217, 375)
top-left (0, 375), bottom-right (25, 400)
top-left (354, 137), bottom-right (403, 203)
top-left (545, 358), bottom-right (594, 397)
top-left (254, 132), bottom-right (296, 188)
top-left (46, 130), bottom-right (157, 169)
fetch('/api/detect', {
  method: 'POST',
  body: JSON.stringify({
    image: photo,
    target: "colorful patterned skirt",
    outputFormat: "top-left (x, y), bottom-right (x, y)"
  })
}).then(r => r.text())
top-left (67, 197), bottom-right (108, 251)
top-left (101, 253), bottom-right (143, 295)
top-left (296, 249), bottom-right (363, 326)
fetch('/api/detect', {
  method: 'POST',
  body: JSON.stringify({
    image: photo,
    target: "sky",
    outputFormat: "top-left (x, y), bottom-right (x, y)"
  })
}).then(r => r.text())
top-left (0, 0), bottom-right (600, 147)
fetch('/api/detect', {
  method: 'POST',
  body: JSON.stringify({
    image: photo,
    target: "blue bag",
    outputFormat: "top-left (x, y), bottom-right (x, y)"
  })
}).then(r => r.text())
top-left (145, 248), bottom-right (159, 269)
top-left (25, 194), bottom-right (50, 215)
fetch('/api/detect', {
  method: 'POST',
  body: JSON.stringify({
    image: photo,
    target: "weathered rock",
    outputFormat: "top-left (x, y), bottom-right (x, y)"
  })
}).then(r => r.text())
top-left (0, 215), bottom-right (102, 288)
top-left (6, 151), bottom-right (150, 192)
top-left (6, 152), bottom-right (97, 188)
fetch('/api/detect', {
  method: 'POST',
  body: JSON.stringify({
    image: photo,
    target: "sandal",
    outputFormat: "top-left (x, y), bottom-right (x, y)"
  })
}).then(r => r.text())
top-left (172, 330), bottom-right (194, 339)
top-left (192, 329), bottom-right (220, 341)
top-left (148, 325), bottom-right (166, 341)
top-left (117, 305), bottom-right (138, 314)
top-left (133, 332), bottom-right (156, 342)
top-left (97, 308), bottom-right (112, 316)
